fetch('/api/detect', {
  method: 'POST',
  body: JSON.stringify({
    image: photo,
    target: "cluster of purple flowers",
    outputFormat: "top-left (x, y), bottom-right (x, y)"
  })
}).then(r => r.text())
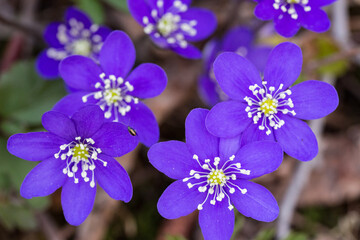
top-left (6, 0), bottom-right (340, 239)
top-left (150, 42), bottom-right (338, 239)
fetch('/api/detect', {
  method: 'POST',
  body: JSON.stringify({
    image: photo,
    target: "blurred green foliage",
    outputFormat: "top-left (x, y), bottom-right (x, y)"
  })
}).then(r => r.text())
top-left (75, 0), bottom-right (129, 24)
top-left (104, 0), bottom-right (129, 12)
top-left (315, 37), bottom-right (348, 77)
top-left (76, 0), bottom-right (105, 24)
top-left (0, 60), bottom-right (67, 126)
top-left (0, 60), bottom-right (65, 230)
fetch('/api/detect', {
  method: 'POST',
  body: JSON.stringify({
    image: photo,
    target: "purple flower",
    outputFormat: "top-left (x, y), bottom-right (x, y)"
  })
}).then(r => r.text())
top-left (52, 30), bottom-right (168, 147)
top-left (7, 106), bottom-right (138, 225)
top-left (199, 26), bottom-right (272, 106)
top-left (128, 0), bottom-right (217, 59)
top-left (206, 42), bottom-right (339, 161)
top-left (36, 7), bottom-right (111, 79)
top-left (148, 108), bottom-right (282, 240)
top-left (253, 0), bottom-right (336, 38)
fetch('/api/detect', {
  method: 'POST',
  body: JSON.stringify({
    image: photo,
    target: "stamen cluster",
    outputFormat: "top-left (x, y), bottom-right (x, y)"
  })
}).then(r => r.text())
top-left (82, 73), bottom-right (138, 121)
top-left (54, 136), bottom-right (107, 188)
top-left (273, 0), bottom-right (311, 20)
top-left (244, 82), bottom-right (296, 135)
top-left (183, 154), bottom-right (250, 211)
top-left (47, 18), bottom-right (103, 60)
top-left (142, 0), bottom-right (197, 48)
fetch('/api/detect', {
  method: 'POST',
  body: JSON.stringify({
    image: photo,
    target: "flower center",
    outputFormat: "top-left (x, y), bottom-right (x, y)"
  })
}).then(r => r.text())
top-left (273, 0), bottom-right (311, 20)
top-left (72, 143), bottom-right (90, 160)
top-left (157, 13), bottom-right (180, 37)
top-left (103, 88), bottom-right (122, 105)
top-left (72, 39), bottom-right (92, 56)
top-left (260, 98), bottom-right (278, 115)
top-left (82, 73), bottom-right (139, 121)
top-left (54, 136), bottom-right (107, 187)
top-left (183, 154), bottom-right (250, 211)
top-left (244, 81), bottom-right (296, 135)
top-left (208, 169), bottom-right (226, 185)
top-left (141, 0), bottom-right (197, 49)
top-left (47, 20), bottom-right (103, 61)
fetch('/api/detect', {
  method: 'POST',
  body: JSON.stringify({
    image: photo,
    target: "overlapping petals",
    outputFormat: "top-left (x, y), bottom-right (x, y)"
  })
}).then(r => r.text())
top-left (95, 154), bottom-right (133, 202)
top-left (231, 180), bottom-right (279, 222)
top-left (36, 7), bottom-right (111, 79)
top-left (55, 30), bottom-right (167, 147)
top-left (198, 26), bottom-right (272, 107)
top-left (214, 52), bottom-right (262, 101)
top-left (199, 200), bottom-right (234, 240)
top-left (128, 0), bottom-right (217, 59)
top-left (149, 108), bottom-right (282, 240)
top-left (61, 178), bottom-right (96, 225)
top-left (206, 42), bottom-right (339, 161)
top-left (20, 158), bottom-right (67, 198)
top-left (99, 31), bottom-right (136, 78)
top-left (7, 132), bottom-right (67, 161)
top-left (264, 42), bottom-right (302, 89)
top-left (59, 56), bottom-right (102, 91)
top-left (7, 106), bottom-right (138, 226)
top-left (253, 0), bottom-right (335, 37)
top-left (148, 141), bottom-right (195, 179)
top-left (185, 108), bottom-right (219, 160)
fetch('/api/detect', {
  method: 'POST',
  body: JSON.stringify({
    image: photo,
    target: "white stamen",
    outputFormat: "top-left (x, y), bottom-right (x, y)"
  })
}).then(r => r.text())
top-left (186, 154), bottom-right (250, 211)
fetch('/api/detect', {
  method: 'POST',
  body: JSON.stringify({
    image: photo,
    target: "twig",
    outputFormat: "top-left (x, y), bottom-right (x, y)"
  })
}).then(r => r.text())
top-left (0, 1), bottom-right (42, 40)
top-left (276, 0), bottom-right (349, 237)
top-left (276, 74), bottom-right (335, 239)
top-left (303, 46), bottom-right (360, 74)
top-left (36, 212), bottom-right (65, 240)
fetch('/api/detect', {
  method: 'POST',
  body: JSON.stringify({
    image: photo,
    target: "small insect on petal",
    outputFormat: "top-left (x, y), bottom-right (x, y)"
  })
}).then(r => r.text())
top-left (128, 126), bottom-right (137, 136)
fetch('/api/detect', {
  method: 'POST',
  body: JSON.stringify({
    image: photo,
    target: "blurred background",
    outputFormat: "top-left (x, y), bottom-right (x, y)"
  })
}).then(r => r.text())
top-left (0, 0), bottom-right (359, 239)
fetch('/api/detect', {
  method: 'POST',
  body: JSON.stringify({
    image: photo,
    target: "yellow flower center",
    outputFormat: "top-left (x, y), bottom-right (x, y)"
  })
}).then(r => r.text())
top-left (208, 169), bottom-right (226, 185)
top-left (287, 0), bottom-right (299, 3)
top-left (72, 39), bottom-right (92, 56)
top-left (104, 88), bottom-right (122, 105)
top-left (260, 98), bottom-right (278, 115)
top-left (73, 143), bottom-right (89, 161)
top-left (157, 13), bottom-right (179, 37)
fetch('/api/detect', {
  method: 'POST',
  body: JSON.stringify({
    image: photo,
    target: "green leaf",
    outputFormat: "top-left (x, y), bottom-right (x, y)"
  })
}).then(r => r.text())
top-left (315, 37), bottom-right (348, 77)
top-left (26, 197), bottom-right (50, 211)
top-left (0, 120), bottom-right (25, 136)
top-left (0, 203), bottom-right (37, 230)
top-left (76, 0), bottom-right (105, 24)
top-left (104, 0), bottom-right (129, 12)
top-left (0, 60), bottom-right (67, 126)
top-left (0, 137), bottom-right (36, 190)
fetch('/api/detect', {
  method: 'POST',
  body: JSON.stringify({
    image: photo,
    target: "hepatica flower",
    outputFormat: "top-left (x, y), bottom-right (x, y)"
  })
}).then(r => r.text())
top-left (36, 7), bottom-right (111, 79)
top-left (206, 42), bottom-right (339, 161)
top-left (199, 26), bottom-right (272, 106)
top-left (148, 108), bottom-right (282, 240)
top-left (128, 0), bottom-right (217, 59)
top-left (7, 106), bottom-right (138, 225)
top-left (253, 0), bottom-right (336, 37)
top-left (53, 30), bottom-right (167, 147)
